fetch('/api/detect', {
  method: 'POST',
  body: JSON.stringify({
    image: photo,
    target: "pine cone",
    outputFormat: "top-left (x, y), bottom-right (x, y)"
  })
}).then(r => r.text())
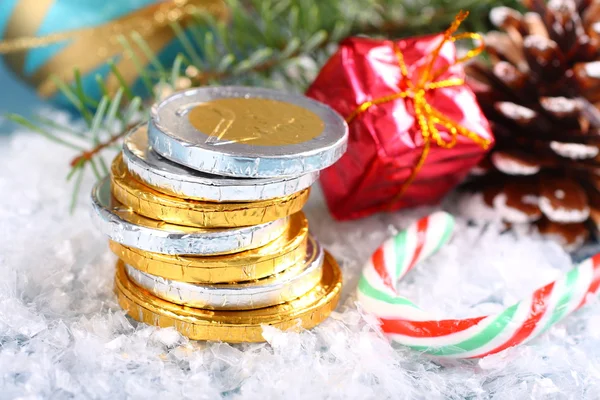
top-left (466, 0), bottom-right (600, 251)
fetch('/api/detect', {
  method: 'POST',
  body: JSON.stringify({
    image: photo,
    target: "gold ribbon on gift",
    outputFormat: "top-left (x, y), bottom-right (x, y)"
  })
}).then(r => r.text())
top-left (346, 11), bottom-right (492, 205)
top-left (0, 0), bottom-right (229, 97)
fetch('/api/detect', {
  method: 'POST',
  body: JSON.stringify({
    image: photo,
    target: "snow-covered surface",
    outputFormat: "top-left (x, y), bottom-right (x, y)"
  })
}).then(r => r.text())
top-left (2, 118), bottom-right (600, 399)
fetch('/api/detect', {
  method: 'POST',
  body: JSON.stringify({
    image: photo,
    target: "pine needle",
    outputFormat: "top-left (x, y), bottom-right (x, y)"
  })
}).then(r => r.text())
top-left (130, 32), bottom-right (167, 75)
top-left (6, 114), bottom-right (85, 151)
top-left (106, 88), bottom-right (125, 127)
top-left (90, 96), bottom-right (109, 145)
top-left (30, 115), bottom-right (94, 143)
top-left (169, 21), bottom-right (204, 67)
top-left (51, 75), bottom-right (93, 125)
top-left (89, 158), bottom-right (101, 179)
top-left (98, 156), bottom-right (109, 175)
top-left (117, 35), bottom-right (154, 93)
top-left (69, 166), bottom-right (85, 213)
top-left (107, 60), bottom-right (135, 100)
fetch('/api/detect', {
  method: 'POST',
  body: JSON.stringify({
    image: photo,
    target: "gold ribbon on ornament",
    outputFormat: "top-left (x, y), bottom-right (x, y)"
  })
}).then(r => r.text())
top-left (0, 0), bottom-right (229, 97)
top-left (345, 11), bottom-right (492, 204)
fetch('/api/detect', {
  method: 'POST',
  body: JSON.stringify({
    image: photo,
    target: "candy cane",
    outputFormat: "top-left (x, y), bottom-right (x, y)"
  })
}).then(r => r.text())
top-left (357, 211), bottom-right (600, 359)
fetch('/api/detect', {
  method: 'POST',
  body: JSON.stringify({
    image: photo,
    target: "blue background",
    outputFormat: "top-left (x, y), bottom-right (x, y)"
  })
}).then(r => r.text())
top-left (0, 61), bottom-right (42, 117)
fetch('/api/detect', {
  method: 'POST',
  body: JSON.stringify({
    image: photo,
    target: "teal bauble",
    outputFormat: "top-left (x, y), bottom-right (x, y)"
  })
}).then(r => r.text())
top-left (0, 0), bottom-right (227, 108)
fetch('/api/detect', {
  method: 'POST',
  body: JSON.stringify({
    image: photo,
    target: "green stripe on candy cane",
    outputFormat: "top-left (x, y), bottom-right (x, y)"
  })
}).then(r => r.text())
top-left (435, 215), bottom-right (454, 254)
top-left (357, 275), bottom-right (419, 307)
top-left (393, 212), bottom-right (454, 282)
top-left (393, 229), bottom-right (408, 279)
top-left (357, 211), bottom-right (454, 314)
top-left (407, 303), bottom-right (519, 356)
top-left (356, 211), bottom-right (600, 359)
top-left (540, 267), bottom-right (579, 333)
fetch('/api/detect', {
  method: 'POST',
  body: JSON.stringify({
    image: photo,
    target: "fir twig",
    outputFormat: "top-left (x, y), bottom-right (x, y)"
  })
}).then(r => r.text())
top-left (69, 127), bottom-right (133, 168)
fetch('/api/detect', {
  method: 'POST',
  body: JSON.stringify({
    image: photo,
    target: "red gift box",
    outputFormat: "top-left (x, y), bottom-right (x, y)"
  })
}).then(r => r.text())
top-left (307, 21), bottom-right (494, 220)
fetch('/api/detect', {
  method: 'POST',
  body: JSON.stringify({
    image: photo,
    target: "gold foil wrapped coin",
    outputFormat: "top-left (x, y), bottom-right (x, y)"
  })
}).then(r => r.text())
top-left (92, 177), bottom-right (289, 255)
top-left (110, 154), bottom-right (310, 228)
top-left (114, 251), bottom-right (342, 342)
top-left (124, 236), bottom-right (324, 310)
top-left (110, 212), bottom-right (309, 283)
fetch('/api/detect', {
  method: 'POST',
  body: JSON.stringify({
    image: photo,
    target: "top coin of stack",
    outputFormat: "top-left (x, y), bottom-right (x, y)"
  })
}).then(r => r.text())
top-left (92, 86), bottom-right (348, 342)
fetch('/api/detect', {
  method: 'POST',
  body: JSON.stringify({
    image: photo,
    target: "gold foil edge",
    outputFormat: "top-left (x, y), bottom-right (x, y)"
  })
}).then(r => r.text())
top-left (111, 212), bottom-right (309, 283)
top-left (114, 251), bottom-right (342, 342)
top-left (110, 154), bottom-right (310, 227)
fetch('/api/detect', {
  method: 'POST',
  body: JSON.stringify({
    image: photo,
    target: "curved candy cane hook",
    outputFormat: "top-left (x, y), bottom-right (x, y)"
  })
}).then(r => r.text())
top-left (357, 211), bottom-right (600, 358)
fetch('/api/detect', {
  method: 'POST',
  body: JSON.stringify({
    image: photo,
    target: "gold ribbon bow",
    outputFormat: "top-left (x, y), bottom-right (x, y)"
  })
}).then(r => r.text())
top-left (0, 0), bottom-right (228, 97)
top-left (346, 11), bottom-right (492, 204)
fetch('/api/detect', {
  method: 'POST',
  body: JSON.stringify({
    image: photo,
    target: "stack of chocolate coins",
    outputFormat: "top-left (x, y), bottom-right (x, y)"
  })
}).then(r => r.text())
top-left (91, 87), bottom-right (348, 342)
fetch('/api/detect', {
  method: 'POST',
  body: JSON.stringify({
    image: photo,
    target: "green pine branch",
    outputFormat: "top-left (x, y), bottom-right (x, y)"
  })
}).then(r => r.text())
top-left (6, 0), bottom-right (520, 210)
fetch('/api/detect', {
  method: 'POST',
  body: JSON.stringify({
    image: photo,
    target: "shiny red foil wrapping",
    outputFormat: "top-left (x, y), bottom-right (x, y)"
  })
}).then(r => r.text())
top-left (306, 34), bottom-right (494, 220)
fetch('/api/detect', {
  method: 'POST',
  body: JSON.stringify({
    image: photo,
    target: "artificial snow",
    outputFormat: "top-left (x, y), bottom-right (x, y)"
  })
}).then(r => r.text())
top-left (2, 114), bottom-right (600, 399)
top-left (539, 196), bottom-right (590, 224)
top-left (489, 6), bottom-right (518, 28)
top-left (584, 61), bottom-right (600, 79)
top-left (550, 141), bottom-right (599, 160)
top-left (523, 35), bottom-right (556, 52)
top-left (495, 102), bottom-right (537, 122)
top-left (490, 152), bottom-right (541, 176)
top-left (491, 193), bottom-right (538, 223)
top-left (541, 97), bottom-right (579, 115)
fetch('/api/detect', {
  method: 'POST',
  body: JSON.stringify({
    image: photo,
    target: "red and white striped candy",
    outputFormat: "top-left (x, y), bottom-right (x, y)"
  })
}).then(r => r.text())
top-left (357, 211), bottom-right (600, 358)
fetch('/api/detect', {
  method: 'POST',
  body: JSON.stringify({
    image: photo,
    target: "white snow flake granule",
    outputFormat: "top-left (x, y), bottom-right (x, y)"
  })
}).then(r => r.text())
top-left (496, 101), bottom-right (537, 121)
top-left (539, 196), bottom-right (590, 223)
top-left (584, 61), bottom-right (600, 79)
top-left (491, 152), bottom-right (541, 175)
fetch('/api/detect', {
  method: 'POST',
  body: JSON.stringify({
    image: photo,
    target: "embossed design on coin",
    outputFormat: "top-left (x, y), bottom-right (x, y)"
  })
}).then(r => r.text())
top-left (188, 98), bottom-right (324, 146)
top-left (149, 86), bottom-right (348, 178)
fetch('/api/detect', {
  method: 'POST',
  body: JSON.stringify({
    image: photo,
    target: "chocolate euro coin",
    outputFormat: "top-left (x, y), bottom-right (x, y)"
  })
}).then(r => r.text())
top-left (110, 212), bottom-right (308, 283)
top-left (123, 124), bottom-right (319, 201)
top-left (91, 177), bottom-right (288, 255)
top-left (114, 250), bottom-right (342, 342)
top-left (111, 154), bottom-right (309, 228)
top-left (124, 236), bottom-right (324, 310)
top-left (147, 86), bottom-right (348, 178)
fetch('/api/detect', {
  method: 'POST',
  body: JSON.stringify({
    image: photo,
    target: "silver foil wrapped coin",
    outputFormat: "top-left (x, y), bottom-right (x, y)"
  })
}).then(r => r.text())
top-left (124, 237), bottom-right (325, 310)
top-left (148, 86), bottom-right (348, 178)
top-left (123, 125), bottom-right (319, 201)
top-left (91, 177), bottom-right (288, 255)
